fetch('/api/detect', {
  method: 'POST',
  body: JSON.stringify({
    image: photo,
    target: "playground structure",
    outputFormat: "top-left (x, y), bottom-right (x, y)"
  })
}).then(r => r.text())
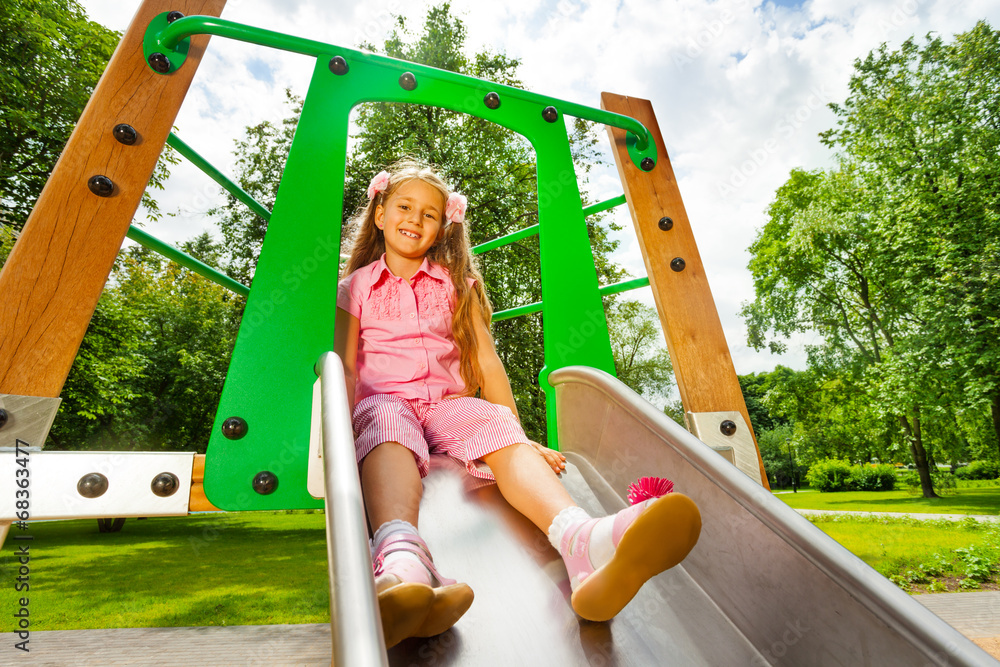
top-left (0, 1), bottom-right (997, 664)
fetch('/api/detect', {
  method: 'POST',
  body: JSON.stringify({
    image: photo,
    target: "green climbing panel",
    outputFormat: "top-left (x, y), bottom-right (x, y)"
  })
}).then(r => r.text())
top-left (144, 15), bottom-right (656, 510)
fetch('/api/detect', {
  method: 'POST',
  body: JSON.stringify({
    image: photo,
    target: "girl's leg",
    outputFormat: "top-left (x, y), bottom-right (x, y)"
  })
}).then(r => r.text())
top-left (362, 441), bottom-right (474, 646)
top-left (480, 442), bottom-right (575, 531)
top-left (361, 441), bottom-right (422, 529)
top-left (483, 441), bottom-right (700, 622)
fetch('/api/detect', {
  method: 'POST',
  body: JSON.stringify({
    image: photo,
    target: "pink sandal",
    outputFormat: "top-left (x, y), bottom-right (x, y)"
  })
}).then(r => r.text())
top-left (373, 534), bottom-right (474, 647)
top-left (561, 493), bottom-right (701, 621)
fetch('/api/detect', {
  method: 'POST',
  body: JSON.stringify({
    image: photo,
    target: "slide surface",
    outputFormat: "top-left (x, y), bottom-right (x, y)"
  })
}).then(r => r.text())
top-left (384, 366), bottom-right (997, 666)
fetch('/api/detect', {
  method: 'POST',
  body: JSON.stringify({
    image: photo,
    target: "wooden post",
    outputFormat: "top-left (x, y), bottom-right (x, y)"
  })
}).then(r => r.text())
top-left (602, 92), bottom-right (768, 487)
top-left (0, 0), bottom-right (226, 398)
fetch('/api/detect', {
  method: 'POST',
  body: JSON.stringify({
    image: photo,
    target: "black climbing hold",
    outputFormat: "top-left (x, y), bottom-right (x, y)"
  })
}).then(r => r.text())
top-left (542, 106), bottom-right (559, 123)
top-left (253, 471), bottom-right (278, 495)
top-left (148, 52), bottom-right (171, 73)
top-left (399, 72), bottom-right (417, 91)
top-left (670, 257), bottom-right (686, 272)
top-left (720, 420), bottom-right (737, 436)
top-left (484, 92), bottom-right (501, 110)
top-left (658, 217), bottom-right (673, 231)
top-left (88, 175), bottom-right (115, 197)
top-left (166, 11), bottom-right (185, 23)
top-left (221, 416), bottom-right (248, 440)
top-left (329, 56), bottom-right (349, 75)
top-left (113, 124), bottom-right (138, 145)
top-left (0, 408), bottom-right (7, 429)
top-left (640, 157), bottom-right (655, 172)
top-left (151, 472), bottom-right (180, 497)
top-left (78, 473), bottom-right (109, 499)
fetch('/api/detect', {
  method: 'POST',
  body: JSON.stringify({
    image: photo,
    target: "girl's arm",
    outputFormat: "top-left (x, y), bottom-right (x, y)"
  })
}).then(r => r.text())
top-left (334, 307), bottom-right (360, 410)
top-left (472, 299), bottom-right (566, 474)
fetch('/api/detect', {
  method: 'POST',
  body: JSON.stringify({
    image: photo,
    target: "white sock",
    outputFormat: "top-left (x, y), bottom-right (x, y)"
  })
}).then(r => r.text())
top-left (547, 506), bottom-right (592, 551)
top-left (371, 519), bottom-right (424, 569)
top-left (546, 505), bottom-right (635, 571)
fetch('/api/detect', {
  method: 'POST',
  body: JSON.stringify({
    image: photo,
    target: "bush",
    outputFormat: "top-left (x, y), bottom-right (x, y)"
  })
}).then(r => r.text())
top-left (806, 459), bottom-right (897, 492)
top-left (806, 459), bottom-right (854, 492)
top-left (954, 460), bottom-right (1000, 481)
top-left (849, 463), bottom-right (897, 491)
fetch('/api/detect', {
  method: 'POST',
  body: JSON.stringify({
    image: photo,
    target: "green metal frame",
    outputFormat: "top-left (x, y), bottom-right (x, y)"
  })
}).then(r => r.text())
top-left (142, 14), bottom-right (655, 510)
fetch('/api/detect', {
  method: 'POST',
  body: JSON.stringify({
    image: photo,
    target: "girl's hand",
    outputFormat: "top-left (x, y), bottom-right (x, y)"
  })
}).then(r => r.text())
top-left (528, 440), bottom-right (566, 475)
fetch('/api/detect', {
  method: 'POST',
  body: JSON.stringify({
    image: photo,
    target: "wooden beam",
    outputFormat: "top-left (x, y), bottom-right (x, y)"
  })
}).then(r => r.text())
top-left (0, 0), bottom-right (227, 398)
top-left (601, 92), bottom-right (768, 487)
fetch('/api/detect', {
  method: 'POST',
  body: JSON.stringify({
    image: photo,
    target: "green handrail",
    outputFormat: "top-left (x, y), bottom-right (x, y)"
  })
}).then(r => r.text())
top-left (125, 225), bottom-right (250, 297)
top-left (166, 133), bottom-right (271, 222)
top-left (149, 15), bottom-right (654, 157)
top-left (491, 276), bottom-right (651, 322)
top-left (472, 194), bottom-right (626, 255)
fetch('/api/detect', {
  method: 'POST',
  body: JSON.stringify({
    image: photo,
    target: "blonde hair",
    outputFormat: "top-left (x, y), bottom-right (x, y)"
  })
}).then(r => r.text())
top-left (345, 159), bottom-right (494, 397)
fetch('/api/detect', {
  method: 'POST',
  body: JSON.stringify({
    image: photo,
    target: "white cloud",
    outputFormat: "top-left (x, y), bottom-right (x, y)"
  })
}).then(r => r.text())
top-left (78, 0), bottom-right (1000, 379)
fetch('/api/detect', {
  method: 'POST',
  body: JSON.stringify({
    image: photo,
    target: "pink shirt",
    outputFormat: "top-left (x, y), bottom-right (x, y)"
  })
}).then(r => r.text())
top-left (337, 255), bottom-right (472, 404)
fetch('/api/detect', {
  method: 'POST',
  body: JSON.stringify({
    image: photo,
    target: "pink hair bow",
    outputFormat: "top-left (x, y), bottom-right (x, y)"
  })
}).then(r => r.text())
top-left (446, 192), bottom-right (467, 224)
top-left (366, 170), bottom-right (390, 200)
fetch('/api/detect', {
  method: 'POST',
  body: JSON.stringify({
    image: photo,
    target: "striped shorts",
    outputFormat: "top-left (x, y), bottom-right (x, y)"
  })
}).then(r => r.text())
top-left (352, 394), bottom-right (528, 481)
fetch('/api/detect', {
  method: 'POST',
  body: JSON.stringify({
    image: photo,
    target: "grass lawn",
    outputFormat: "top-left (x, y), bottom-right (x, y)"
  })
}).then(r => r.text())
top-left (807, 515), bottom-right (1000, 593)
top-left (4, 501), bottom-right (998, 632)
top-left (1, 512), bottom-right (331, 632)
top-left (775, 485), bottom-right (1000, 515)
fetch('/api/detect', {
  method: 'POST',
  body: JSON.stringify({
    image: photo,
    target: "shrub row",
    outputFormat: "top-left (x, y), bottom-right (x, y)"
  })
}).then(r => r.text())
top-left (805, 459), bottom-right (897, 492)
top-left (955, 460), bottom-right (1000, 481)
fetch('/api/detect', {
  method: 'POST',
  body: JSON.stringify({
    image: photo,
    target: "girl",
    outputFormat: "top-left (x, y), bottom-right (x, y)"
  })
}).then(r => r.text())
top-left (334, 160), bottom-right (701, 648)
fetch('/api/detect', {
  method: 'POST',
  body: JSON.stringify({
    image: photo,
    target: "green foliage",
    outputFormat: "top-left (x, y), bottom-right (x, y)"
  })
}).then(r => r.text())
top-left (849, 464), bottom-right (897, 492)
top-left (954, 460), bottom-right (1000, 480)
top-left (606, 300), bottom-right (675, 404)
top-left (955, 545), bottom-right (996, 582)
top-left (743, 23), bottom-right (1000, 496)
top-left (805, 458), bottom-right (896, 492)
top-left (805, 458), bottom-right (854, 492)
top-left (50, 241), bottom-right (239, 451)
top-left (0, 0), bottom-right (176, 231)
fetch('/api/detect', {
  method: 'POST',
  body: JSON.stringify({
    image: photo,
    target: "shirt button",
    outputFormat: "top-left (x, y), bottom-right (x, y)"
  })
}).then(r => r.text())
top-left (414, 339), bottom-right (420, 345)
top-left (409, 313), bottom-right (415, 319)
top-left (419, 363), bottom-right (426, 369)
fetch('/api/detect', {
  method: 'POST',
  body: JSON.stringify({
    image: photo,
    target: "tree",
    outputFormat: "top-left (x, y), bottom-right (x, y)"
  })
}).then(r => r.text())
top-left (210, 3), bottom-right (622, 442)
top-left (0, 0), bottom-right (175, 241)
top-left (50, 239), bottom-right (239, 451)
top-left (743, 23), bottom-right (1000, 497)
top-left (606, 299), bottom-right (675, 405)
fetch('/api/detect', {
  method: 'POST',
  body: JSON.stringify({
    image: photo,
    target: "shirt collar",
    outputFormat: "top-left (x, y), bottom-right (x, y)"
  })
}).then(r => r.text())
top-left (374, 254), bottom-right (449, 282)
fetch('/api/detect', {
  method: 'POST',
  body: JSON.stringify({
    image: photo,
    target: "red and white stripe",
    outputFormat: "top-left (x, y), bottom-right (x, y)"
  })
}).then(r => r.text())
top-left (353, 394), bottom-right (528, 481)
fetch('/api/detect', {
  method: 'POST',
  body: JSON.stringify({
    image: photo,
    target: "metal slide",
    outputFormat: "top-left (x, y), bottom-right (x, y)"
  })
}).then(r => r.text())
top-left (316, 359), bottom-right (997, 665)
top-left (401, 366), bottom-right (1000, 666)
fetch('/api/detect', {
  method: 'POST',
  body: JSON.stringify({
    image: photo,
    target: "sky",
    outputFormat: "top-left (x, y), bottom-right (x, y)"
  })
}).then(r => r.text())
top-left (80, 0), bottom-right (1000, 378)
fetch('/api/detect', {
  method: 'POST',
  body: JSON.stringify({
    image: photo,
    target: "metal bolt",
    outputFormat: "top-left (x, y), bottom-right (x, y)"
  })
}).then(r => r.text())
top-left (166, 11), bottom-right (185, 23)
top-left (399, 72), bottom-right (417, 91)
top-left (253, 471), bottom-right (278, 495)
top-left (542, 106), bottom-right (559, 123)
top-left (670, 257), bottom-right (686, 272)
top-left (484, 92), bottom-right (501, 110)
top-left (720, 420), bottom-right (737, 436)
top-left (329, 56), bottom-right (349, 75)
top-left (88, 175), bottom-right (115, 197)
top-left (78, 473), bottom-right (109, 499)
top-left (658, 216), bottom-right (673, 231)
top-left (113, 124), bottom-right (138, 145)
top-left (221, 416), bottom-right (248, 440)
top-left (151, 472), bottom-right (179, 497)
top-left (148, 52), bottom-right (171, 73)
top-left (640, 157), bottom-right (655, 171)
top-left (0, 408), bottom-right (7, 429)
